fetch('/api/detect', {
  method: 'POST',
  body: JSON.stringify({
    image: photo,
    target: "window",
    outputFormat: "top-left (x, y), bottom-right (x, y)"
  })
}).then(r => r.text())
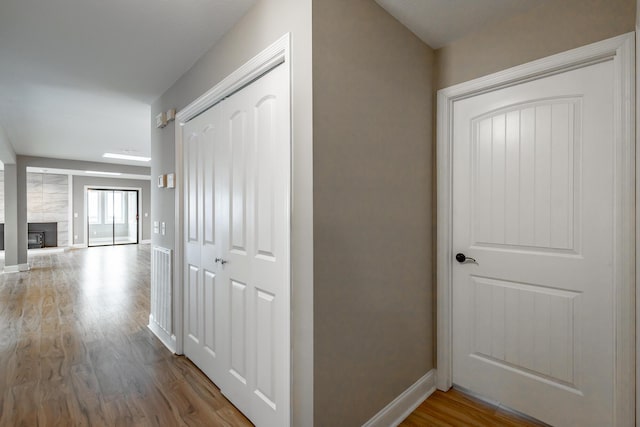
top-left (88, 191), bottom-right (100, 224)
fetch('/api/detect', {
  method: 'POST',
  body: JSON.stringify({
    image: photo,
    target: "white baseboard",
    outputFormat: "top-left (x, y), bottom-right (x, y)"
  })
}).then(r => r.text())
top-left (4, 263), bottom-right (31, 274)
top-left (28, 247), bottom-right (70, 255)
top-left (72, 244), bottom-right (87, 249)
top-left (0, 247), bottom-right (71, 258)
top-left (148, 316), bottom-right (177, 353)
top-left (363, 369), bottom-right (437, 427)
top-left (140, 239), bottom-right (151, 244)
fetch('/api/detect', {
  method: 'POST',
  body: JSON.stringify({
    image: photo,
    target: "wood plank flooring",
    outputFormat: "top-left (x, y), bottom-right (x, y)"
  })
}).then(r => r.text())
top-left (0, 245), bottom-right (252, 427)
top-left (401, 389), bottom-right (548, 427)
top-left (0, 245), bottom-right (548, 426)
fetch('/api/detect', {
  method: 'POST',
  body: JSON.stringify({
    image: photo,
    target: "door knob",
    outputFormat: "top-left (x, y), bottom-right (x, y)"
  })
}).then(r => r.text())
top-left (455, 253), bottom-right (476, 263)
top-left (215, 257), bottom-right (221, 263)
top-left (220, 259), bottom-right (228, 265)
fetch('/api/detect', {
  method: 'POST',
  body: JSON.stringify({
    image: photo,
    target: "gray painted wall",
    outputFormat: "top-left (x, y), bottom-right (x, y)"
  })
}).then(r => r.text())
top-left (0, 172), bottom-right (4, 223)
top-left (16, 158), bottom-right (27, 264)
top-left (3, 165), bottom-right (18, 266)
top-left (313, 0), bottom-right (434, 425)
top-left (72, 176), bottom-right (151, 245)
top-left (150, 0), bottom-right (313, 424)
top-left (435, 0), bottom-right (635, 89)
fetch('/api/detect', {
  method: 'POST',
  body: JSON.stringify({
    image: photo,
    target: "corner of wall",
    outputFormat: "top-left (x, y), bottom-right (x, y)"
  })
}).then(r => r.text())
top-left (312, 0), bottom-right (435, 424)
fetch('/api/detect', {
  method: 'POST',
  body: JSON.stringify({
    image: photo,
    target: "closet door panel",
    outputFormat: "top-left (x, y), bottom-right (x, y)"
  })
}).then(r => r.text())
top-left (182, 109), bottom-right (227, 387)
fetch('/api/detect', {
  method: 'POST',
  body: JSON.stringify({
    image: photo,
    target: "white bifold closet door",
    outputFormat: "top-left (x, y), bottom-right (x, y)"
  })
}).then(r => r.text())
top-left (183, 63), bottom-right (290, 427)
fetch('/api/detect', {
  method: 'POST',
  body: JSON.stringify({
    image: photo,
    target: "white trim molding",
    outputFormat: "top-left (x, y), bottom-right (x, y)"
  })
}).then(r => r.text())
top-left (436, 32), bottom-right (635, 426)
top-left (147, 317), bottom-right (177, 353)
top-left (636, 7), bottom-right (640, 423)
top-left (3, 263), bottom-right (30, 274)
top-left (173, 113), bottom-right (184, 355)
top-left (176, 33), bottom-right (290, 125)
top-left (363, 370), bottom-right (436, 427)
top-left (27, 247), bottom-right (69, 255)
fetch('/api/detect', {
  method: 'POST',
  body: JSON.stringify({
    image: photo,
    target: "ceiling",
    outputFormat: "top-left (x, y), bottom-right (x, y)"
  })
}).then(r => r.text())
top-left (0, 0), bottom-right (255, 167)
top-left (375, 0), bottom-right (539, 49)
top-left (0, 0), bottom-right (541, 168)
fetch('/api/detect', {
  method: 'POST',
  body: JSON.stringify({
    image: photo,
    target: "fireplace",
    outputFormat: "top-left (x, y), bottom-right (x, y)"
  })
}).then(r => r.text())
top-left (0, 222), bottom-right (58, 250)
top-left (28, 231), bottom-right (45, 249)
top-left (28, 223), bottom-right (58, 248)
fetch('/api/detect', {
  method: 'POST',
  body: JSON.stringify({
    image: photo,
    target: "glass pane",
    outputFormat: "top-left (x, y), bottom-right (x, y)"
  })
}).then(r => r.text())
top-left (128, 191), bottom-right (138, 242)
top-left (88, 190), bottom-right (114, 246)
top-left (114, 191), bottom-right (138, 245)
top-left (88, 191), bottom-right (100, 224)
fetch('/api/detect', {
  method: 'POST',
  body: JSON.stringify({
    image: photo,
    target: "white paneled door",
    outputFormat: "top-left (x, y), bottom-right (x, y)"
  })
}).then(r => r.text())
top-left (451, 58), bottom-right (624, 426)
top-left (183, 63), bottom-right (290, 427)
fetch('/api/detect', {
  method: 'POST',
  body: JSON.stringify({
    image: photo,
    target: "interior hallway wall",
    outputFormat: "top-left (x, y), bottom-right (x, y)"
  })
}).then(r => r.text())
top-left (0, 172), bottom-right (4, 223)
top-left (313, 0), bottom-right (434, 425)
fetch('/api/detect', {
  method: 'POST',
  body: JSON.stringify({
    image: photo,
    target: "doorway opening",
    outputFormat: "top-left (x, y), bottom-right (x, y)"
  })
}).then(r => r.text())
top-left (87, 188), bottom-right (139, 246)
top-left (436, 33), bottom-right (635, 426)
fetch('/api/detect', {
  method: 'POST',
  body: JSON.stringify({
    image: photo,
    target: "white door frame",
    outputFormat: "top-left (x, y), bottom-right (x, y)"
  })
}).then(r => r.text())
top-left (173, 33), bottom-right (291, 356)
top-left (436, 33), bottom-right (636, 424)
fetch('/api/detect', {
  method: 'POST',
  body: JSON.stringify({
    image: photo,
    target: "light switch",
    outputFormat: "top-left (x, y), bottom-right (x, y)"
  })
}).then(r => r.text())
top-left (161, 222), bottom-right (166, 236)
top-left (166, 173), bottom-right (175, 188)
top-left (74, 212), bottom-right (78, 218)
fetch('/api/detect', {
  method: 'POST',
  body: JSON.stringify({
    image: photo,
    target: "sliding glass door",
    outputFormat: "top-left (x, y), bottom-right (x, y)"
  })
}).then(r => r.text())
top-left (87, 189), bottom-right (139, 246)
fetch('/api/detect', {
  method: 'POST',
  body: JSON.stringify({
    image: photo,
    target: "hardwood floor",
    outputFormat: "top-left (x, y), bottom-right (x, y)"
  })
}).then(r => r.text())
top-left (0, 245), bottom-right (252, 427)
top-left (401, 389), bottom-right (548, 427)
top-left (0, 245), bottom-right (549, 426)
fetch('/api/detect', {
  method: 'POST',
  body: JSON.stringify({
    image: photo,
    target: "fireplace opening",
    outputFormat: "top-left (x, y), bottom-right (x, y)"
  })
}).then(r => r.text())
top-left (28, 231), bottom-right (45, 249)
top-left (0, 222), bottom-right (58, 250)
top-left (28, 223), bottom-right (58, 248)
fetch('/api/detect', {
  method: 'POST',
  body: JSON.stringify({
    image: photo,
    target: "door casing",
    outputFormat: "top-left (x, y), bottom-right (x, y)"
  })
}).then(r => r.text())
top-left (436, 32), bottom-right (636, 425)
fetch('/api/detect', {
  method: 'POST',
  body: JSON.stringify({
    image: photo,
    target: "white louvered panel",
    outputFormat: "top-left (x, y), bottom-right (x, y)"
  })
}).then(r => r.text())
top-left (150, 246), bottom-right (173, 335)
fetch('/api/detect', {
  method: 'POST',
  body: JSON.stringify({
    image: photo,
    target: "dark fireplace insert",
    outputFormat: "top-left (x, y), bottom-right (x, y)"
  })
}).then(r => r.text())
top-left (0, 222), bottom-right (58, 250)
top-left (28, 231), bottom-right (45, 249)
